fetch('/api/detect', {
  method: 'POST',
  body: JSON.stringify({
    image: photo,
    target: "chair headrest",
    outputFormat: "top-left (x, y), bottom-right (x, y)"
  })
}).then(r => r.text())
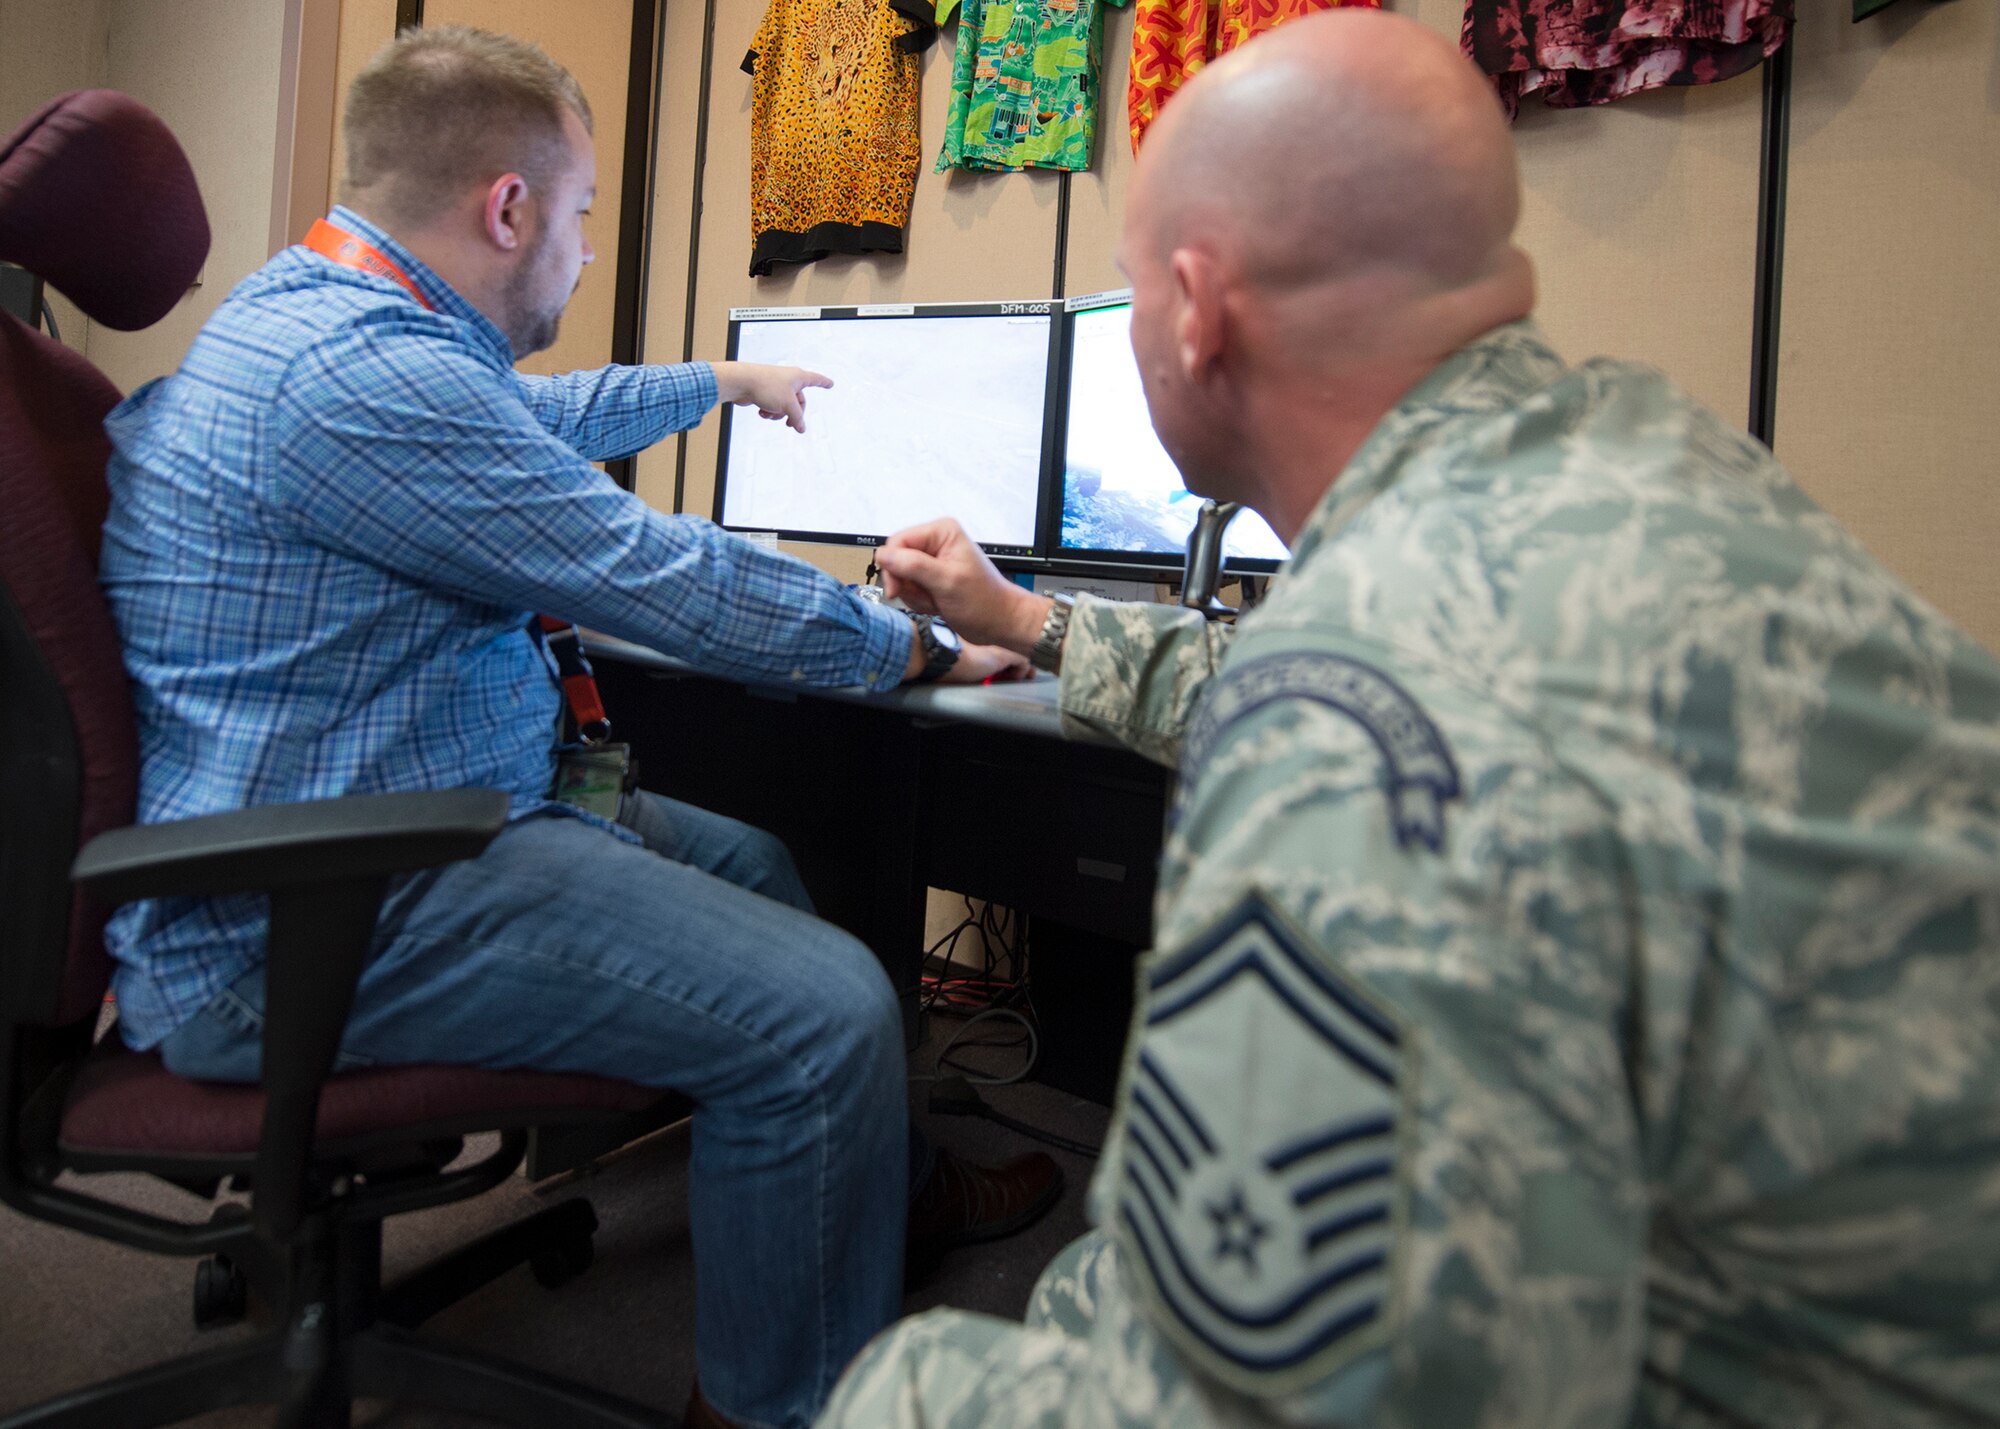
top-left (0, 90), bottom-right (210, 332)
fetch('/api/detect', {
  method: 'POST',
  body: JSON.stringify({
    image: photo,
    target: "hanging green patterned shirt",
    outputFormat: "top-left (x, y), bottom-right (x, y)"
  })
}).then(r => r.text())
top-left (916, 0), bottom-right (1134, 173)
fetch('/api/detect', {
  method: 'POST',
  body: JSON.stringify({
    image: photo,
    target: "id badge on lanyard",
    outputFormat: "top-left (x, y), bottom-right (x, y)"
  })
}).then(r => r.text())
top-left (536, 618), bottom-right (631, 816)
top-left (552, 742), bottom-right (636, 820)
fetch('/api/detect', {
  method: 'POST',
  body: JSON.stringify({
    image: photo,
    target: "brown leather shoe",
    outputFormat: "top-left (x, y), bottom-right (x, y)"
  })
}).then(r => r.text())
top-left (907, 1147), bottom-right (1063, 1250)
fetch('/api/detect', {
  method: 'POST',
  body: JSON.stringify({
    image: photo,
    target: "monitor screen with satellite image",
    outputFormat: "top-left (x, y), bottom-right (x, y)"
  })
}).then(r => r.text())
top-left (1055, 290), bottom-right (1288, 573)
top-left (715, 302), bottom-right (1055, 557)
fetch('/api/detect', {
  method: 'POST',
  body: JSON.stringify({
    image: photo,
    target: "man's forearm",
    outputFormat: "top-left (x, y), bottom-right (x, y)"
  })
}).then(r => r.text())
top-left (517, 361), bottom-right (716, 457)
top-left (996, 592), bottom-right (1055, 657)
top-left (711, 361), bottom-right (746, 407)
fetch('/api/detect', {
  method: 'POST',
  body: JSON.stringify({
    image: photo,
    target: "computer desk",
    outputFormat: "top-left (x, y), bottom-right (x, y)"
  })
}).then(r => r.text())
top-left (580, 631), bottom-right (1170, 1108)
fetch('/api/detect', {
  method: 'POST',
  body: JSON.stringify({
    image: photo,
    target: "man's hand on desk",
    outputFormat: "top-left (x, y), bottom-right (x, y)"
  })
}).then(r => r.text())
top-left (898, 625), bottom-right (1032, 685)
top-left (713, 362), bottom-right (832, 434)
top-left (949, 642), bottom-right (1032, 684)
top-left (878, 518), bottom-right (1051, 655)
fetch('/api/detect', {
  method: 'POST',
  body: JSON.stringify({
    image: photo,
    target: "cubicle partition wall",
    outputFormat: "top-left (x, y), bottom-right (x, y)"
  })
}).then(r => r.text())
top-left (641, 3), bottom-right (2000, 655)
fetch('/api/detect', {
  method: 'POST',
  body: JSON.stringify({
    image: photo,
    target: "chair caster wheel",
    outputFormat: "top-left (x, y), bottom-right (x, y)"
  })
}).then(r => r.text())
top-left (193, 1253), bottom-right (248, 1329)
top-left (530, 1231), bottom-right (594, 1290)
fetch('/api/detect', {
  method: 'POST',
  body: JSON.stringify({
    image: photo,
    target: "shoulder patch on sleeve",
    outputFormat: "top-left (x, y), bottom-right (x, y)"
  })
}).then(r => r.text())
top-left (1180, 651), bottom-right (1461, 852)
top-left (1111, 891), bottom-right (1417, 1398)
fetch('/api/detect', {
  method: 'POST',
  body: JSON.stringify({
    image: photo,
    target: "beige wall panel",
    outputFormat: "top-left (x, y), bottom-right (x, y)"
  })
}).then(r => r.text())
top-left (1064, 0), bottom-right (1135, 297)
top-left (680, 4), bottom-right (1062, 577)
top-left (0, 0), bottom-right (110, 353)
top-left (270, 0), bottom-right (343, 253)
top-left (329, 0), bottom-right (398, 212)
top-left (1777, 3), bottom-right (2000, 652)
top-left (1405, 0), bottom-right (1762, 423)
top-left (634, 0), bottom-right (710, 514)
top-left (1090, 0), bottom-right (1762, 418)
top-left (422, 0), bottom-right (633, 379)
top-left (86, 0), bottom-right (288, 393)
top-left (1510, 83), bottom-right (1761, 423)
top-left (0, 0), bottom-right (107, 135)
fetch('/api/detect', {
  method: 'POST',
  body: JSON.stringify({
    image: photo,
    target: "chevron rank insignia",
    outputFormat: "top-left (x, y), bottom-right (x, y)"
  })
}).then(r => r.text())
top-left (1112, 892), bottom-right (1414, 1397)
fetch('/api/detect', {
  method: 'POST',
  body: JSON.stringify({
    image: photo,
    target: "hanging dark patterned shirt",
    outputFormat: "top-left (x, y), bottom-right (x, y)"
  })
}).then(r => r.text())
top-left (1461, 0), bottom-right (1793, 118)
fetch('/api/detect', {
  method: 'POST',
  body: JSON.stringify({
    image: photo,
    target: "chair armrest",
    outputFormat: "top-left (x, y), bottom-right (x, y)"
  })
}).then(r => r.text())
top-left (71, 789), bottom-right (510, 904)
top-left (73, 789), bottom-right (510, 1244)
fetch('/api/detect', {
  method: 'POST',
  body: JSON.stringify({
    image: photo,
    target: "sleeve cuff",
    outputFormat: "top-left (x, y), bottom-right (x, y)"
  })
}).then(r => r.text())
top-left (687, 360), bottom-right (719, 415)
top-left (857, 601), bottom-right (915, 691)
top-left (1055, 594), bottom-right (1111, 712)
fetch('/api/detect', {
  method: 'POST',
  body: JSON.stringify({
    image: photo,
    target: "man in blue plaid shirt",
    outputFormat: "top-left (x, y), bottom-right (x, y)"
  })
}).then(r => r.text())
top-left (99, 25), bottom-right (1053, 1429)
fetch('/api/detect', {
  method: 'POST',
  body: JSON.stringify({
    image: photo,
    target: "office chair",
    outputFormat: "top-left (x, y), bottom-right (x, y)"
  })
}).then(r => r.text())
top-left (0, 90), bottom-right (680, 1428)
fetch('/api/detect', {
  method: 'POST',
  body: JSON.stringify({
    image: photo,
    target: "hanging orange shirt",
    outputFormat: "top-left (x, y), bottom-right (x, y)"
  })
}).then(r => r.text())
top-left (744, 0), bottom-right (935, 277)
top-left (1128, 0), bottom-right (1380, 151)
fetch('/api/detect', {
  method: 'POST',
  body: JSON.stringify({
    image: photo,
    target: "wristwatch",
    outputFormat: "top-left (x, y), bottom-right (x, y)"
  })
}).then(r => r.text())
top-left (1029, 593), bottom-right (1075, 674)
top-left (909, 613), bottom-right (962, 683)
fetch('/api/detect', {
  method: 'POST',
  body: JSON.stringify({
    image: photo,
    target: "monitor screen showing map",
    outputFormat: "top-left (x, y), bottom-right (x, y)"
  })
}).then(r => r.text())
top-left (716, 303), bottom-right (1054, 556)
top-left (1058, 293), bottom-right (1288, 571)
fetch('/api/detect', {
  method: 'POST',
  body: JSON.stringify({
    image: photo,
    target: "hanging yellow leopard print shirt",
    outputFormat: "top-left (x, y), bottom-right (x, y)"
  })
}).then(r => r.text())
top-left (744, 0), bottom-right (935, 277)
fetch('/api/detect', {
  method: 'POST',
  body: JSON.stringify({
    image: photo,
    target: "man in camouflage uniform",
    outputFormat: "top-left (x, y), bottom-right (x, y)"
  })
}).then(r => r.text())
top-left (826, 8), bottom-right (2000, 1427)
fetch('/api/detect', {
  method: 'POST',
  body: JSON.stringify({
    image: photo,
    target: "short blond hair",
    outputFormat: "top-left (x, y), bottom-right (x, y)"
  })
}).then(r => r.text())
top-left (341, 25), bottom-right (593, 228)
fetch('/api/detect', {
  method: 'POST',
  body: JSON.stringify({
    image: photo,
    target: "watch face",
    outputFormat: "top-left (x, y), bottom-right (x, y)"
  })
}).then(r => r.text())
top-left (930, 618), bottom-right (963, 654)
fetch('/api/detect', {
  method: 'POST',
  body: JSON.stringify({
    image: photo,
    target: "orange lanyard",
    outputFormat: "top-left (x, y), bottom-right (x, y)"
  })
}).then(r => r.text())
top-left (300, 219), bottom-right (435, 312)
top-left (537, 616), bottom-right (612, 744)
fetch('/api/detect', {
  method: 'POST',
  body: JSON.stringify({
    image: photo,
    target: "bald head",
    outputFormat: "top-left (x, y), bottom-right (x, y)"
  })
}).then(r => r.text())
top-left (1118, 9), bottom-right (1534, 537)
top-left (1129, 9), bottom-right (1526, 329)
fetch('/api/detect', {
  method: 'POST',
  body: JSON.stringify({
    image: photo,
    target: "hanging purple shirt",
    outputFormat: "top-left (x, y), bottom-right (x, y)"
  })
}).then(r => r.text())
top-left (1462, 0), bottom-right (1794, 118)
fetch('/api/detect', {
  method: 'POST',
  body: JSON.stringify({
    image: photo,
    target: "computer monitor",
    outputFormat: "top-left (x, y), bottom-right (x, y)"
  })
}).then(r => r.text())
top-left (715, 301), bottom-right (1055, 557)
top-left (1050, 289), bottom-right (1288, 573)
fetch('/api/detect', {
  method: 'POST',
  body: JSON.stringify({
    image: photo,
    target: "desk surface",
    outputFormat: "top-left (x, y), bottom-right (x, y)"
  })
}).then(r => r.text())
top-left (582, 631), bottom-right (1106, 745)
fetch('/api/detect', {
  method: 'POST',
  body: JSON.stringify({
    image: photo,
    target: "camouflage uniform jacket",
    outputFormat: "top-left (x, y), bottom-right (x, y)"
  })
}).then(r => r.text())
top-left (1056, 322), bottom-right (2000, 1424)
top-left (821, 322), bottom-right (2000, 1428)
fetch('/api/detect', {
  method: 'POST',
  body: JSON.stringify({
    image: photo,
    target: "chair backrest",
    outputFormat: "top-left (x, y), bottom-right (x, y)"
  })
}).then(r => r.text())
top-left (0, 91), bottom-right (208, 1029)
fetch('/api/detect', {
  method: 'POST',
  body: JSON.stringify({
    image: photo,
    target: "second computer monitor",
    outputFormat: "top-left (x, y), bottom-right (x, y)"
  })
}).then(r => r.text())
top-left (716, 302), bottom-right (1054, 557)
top-left (1057, 290), bottom-right (1288, 571)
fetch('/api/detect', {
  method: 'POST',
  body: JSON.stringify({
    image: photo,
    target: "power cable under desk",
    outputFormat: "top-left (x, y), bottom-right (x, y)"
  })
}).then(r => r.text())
top-left (907, 895), bottom-right (1104, 1160)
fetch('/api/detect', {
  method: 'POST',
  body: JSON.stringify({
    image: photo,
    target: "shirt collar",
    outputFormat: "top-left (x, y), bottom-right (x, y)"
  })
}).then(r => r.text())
top-left (1282, 319), bottom-right (1566, 572)
top-left (321, 205), bottom-right (516, 365)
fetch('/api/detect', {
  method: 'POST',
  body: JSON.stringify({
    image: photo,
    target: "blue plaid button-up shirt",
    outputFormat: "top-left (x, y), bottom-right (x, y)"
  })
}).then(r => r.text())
top-left (99, 206), bottom-right (912, 1050)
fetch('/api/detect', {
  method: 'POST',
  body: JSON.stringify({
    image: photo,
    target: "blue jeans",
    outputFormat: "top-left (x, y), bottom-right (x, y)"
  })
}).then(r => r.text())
top-left (161, 791), bottom-right (912, 1429)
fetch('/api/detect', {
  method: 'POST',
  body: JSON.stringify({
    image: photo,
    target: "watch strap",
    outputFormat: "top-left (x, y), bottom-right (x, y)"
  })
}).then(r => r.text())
top-left (1029, 593), bottom-right (1075, 673)
top-left (911, 613), bottom-right (959, 683)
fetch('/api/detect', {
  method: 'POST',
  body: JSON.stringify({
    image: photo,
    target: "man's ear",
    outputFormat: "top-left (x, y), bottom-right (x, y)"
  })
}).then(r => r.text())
top-left (1169, 247), bottom-right (1226, 387)
top-left (483, 173), bottom-right (532, 251)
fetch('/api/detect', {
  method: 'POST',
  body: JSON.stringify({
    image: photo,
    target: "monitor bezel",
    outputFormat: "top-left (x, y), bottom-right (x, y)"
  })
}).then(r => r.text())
top-left (714, 300), bottom-right (1056, 559)
top-left (1040, 287), bottom-right (1284, 578)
